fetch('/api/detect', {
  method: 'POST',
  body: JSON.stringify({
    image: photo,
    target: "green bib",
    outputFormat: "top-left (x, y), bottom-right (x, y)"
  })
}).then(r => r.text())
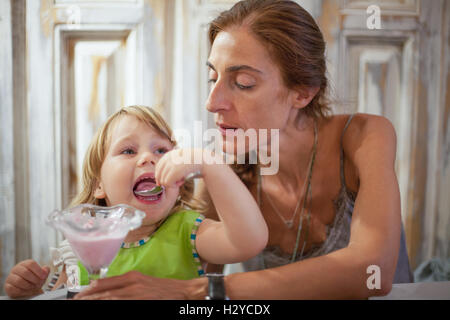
top-left (78, 210), bottom-right (205, 285)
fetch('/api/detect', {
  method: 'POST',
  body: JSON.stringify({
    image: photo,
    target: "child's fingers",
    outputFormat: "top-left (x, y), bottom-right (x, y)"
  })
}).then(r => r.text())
top-left (4, 260), bottom-right (48, 298)
top-left (164, 166), bottom-right (189, 187)
top-left (4, 282), bottom-right (30, 299)
top-left (157, 151), bottom-right (181, 186)
top-left (42, 265), bottom-right (51, 275)
top-left (4, 279), bottom-right (42, 299)
top-left (157, 149), bottom-right (197, 187)
top-left (21, 260), bottom-right (49, 281)
top-left (154, 159), bottom-right (166, 186)
top-left (7, 273), bottom-right (38, 291)
top-left (175, 179), bottom-right (185, 187)
top-left (14, 265), bottom-right (43, 286)
top-left (155, 152), bottom-right (172, 185)
top-left (4, 282), bottom-right (22, 298)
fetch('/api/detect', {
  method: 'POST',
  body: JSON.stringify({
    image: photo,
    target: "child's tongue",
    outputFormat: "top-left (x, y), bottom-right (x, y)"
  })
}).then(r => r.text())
top-left (135, 181), bottom-right (156, 192)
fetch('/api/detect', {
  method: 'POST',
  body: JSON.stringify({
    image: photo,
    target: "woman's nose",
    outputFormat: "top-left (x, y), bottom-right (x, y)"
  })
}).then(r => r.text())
top-left (137, 152), bottom-right (156, 167)
top-left (206, 81), bottom-right (232, 113)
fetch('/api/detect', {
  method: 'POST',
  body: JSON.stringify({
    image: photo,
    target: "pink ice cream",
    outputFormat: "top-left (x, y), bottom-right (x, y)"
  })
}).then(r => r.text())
top-left (62, 216), bottom-right (129, 274)
top-left (65, 232), bottom-right (126, 274)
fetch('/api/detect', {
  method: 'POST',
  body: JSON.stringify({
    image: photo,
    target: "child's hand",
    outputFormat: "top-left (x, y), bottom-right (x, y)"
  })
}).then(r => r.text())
top-left (4, 260), bottom-right (50, 299)
top-left (155, 148), bottom-right (215, 187)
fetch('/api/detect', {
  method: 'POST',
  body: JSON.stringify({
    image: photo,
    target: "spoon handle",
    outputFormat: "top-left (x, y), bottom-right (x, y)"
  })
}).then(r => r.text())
top-left (185, 171), bottom-right (203, 180)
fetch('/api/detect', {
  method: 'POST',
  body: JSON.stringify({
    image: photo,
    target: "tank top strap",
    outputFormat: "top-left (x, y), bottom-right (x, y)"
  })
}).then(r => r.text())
top-left (340, 114), bottom-right (356, 190)
top-left (257, 165), bottom-right (262, 206)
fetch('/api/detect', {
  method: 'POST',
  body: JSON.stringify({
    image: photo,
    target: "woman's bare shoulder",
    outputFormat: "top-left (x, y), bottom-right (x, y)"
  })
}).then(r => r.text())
top-left (343, 113), bottom-right (396, 144)
top-left (323, 112), bottom-right (394, 133)
top-left (319, 113), bottom-right (394, 145)
top-left (341, 113), bottom-right (397, 168)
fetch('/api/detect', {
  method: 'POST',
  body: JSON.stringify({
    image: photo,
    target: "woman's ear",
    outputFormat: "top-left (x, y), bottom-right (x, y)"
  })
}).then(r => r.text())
top-left (291, 86), bottom-right (320, 110)
top-left (94, 180), bottom-right (106, 199)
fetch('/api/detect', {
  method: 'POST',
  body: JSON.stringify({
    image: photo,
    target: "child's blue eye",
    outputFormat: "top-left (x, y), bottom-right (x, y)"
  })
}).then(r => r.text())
top-left (155, 148), bottom-right (168, 155)
top-left (121, 148), bottom-right (135, 155)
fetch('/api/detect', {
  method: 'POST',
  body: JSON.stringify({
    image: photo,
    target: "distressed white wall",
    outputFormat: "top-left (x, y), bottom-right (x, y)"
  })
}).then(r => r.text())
top-left (0, 0), bottom-right (16, 295)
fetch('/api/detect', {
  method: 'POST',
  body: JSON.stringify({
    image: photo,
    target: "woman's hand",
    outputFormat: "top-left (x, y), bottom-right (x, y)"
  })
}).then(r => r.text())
top-left (4, 259), bottom-right (50, 299)
top-left (73, 271), bottom-right (207, 300)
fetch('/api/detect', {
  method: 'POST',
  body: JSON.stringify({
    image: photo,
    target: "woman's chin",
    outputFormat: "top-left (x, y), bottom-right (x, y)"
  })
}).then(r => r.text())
top-left (221, 140), bottom-right (245, 155)
top-left (222, 142), bottom-right (258, 161)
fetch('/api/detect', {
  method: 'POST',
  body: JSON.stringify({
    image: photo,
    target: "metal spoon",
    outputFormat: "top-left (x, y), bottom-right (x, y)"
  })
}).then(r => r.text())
top-left (134, 186), bottom-right (164, 196)
top-left (134, 171), bottom-right (202, 196)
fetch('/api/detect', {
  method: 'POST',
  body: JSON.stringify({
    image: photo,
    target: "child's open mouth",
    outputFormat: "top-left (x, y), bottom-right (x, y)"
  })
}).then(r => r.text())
top-left (133, 176), bottom-right (164, 204)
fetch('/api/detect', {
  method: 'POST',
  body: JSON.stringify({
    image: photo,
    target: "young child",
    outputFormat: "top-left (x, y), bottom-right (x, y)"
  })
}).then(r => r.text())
top-left (4, 105), bottom-right (268, 299)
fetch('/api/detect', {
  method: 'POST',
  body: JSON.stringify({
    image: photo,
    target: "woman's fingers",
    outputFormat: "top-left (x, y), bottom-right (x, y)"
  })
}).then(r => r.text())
top-left (73, 271), bottom-right (178, 300)
top-left (76, 287), bottom-right (136, 300)
top-left (74, 271), bottom-right (141, 299)
top-left (73, 271), bottom-right (197, 300)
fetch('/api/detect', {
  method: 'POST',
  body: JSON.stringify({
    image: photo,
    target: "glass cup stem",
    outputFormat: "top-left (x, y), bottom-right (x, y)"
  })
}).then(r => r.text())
top-left (88, 267), bottom-right (109, 282)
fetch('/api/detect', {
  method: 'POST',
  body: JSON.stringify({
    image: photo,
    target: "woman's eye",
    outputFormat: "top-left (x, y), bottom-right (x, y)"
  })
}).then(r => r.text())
top-left (208, 79), bottom-right (217, 92)
top-left (235, 74), bottom-right (255, 90)
top-left (235, 82), bottom-right (254, 90)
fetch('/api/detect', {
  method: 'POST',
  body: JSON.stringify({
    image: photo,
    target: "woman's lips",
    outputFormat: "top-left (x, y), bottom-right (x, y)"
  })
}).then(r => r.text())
top-left (217, 124), bottom-right (238, 137)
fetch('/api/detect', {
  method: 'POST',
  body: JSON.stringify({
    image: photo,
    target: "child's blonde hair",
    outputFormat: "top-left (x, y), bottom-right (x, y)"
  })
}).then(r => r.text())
top-left (69, 105), bottom-right (206, 214)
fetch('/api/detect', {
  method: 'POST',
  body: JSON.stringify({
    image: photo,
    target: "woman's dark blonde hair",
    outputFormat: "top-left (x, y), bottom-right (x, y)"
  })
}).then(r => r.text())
top-left (69, 105), bottom-right (206, 214)
top-left (209, 0), bottom-right (332, 186)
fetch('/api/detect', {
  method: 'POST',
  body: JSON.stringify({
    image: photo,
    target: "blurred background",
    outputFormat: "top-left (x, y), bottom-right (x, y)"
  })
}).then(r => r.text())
top-left (0, 0), bottom-right (449, 294)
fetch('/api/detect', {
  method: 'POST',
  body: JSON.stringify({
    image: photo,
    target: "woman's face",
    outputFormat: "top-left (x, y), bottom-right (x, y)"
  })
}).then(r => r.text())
top-left (206, 27), bottom-right (297, 154)
top-left (94, 115), bottom-right (179, 227)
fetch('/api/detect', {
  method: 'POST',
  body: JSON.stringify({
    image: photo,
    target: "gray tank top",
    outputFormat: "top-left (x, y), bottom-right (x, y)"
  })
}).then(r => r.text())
top-left (242, 114), bottom-right (413, 283)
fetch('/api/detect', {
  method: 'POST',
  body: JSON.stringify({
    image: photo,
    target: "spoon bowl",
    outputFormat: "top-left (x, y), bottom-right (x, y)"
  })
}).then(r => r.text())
top-left (134, 171), bottom-right (203, 196)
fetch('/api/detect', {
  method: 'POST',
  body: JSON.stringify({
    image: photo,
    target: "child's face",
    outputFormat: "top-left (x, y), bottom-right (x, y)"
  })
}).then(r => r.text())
top-left (94, 115), bottom-right (179, 226)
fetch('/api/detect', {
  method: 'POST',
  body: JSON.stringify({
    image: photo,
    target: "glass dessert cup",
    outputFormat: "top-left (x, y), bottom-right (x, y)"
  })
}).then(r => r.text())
top-left (47, 204), bottom-right (145, 283)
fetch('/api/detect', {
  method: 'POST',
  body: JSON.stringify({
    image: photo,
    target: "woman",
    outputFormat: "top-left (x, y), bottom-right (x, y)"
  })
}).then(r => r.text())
top-left (75, 0), bottom-right (412, 300)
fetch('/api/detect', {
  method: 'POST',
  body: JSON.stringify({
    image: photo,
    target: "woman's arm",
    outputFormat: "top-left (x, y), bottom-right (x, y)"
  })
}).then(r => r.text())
top-left (192, 114), bottom-right (401, 299)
